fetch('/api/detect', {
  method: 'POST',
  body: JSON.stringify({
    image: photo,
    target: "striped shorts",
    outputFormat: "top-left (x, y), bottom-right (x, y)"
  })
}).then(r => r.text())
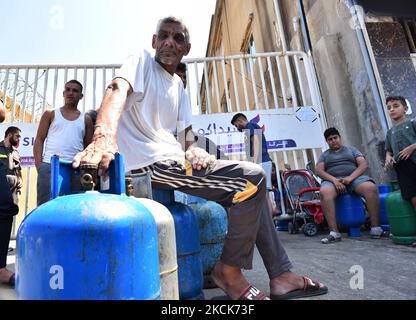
top-left (131, 159), bottom-right (292, 274)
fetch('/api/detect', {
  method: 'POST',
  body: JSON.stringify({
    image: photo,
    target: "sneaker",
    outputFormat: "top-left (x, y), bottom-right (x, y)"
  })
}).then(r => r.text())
top-left (371, 231), bottom-right (390, 239)
top-left (321, 234), bottom-right (342, 244)
top-left (370, 227), bottom-right (388, 239)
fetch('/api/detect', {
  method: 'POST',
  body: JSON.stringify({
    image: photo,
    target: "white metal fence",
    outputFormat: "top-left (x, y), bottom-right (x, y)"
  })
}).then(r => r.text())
top-left (0, 51), bottom-right (325, 119)
top-left (0, 65), bottom-right (119, 123)
top-left (1, 50), bottom-right (326, 235)
top-left (184, 51), bottom-right (325, 115)
top-left (183, 51), bottom-right (327, 215)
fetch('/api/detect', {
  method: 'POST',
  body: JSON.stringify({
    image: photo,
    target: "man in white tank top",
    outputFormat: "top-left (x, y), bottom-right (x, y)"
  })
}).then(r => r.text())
top-left (72, 17), bottom-right (328, 300)
top-left (33, 80), bottom-right (94, 205)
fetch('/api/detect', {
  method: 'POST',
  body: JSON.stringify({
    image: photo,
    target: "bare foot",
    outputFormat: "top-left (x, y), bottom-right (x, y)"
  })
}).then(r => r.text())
top-left (211, 261), bottom-right (251, 300)
top-left (269, 271), bottom-right (307, 296)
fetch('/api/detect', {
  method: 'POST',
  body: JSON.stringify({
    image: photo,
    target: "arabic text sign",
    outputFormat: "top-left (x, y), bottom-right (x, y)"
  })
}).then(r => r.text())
top-left (191, 109), bottom-right (325, 155)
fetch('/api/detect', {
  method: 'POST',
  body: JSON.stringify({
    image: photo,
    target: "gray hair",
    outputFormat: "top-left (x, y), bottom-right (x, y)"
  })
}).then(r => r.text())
top-left (156, 16), bottom-right (190, 43)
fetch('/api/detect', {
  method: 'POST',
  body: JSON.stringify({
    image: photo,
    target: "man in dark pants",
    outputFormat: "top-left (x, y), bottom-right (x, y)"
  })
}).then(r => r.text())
top-left (0, 127), bottom-right (19, 287)
top-left (231, 113), bottom-right (276, 216)
top-left (0, 126), bottom-right (23, 206)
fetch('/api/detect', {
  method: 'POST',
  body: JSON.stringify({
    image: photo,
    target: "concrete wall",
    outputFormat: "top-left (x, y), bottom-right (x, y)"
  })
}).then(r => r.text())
top-left (286, 0), bottom-right (390, 182)
top-left (366, 22), bottom-right (416, 113)
top-left (205, 0), bottom-right (416, 182)
top-left (266, 0), bottom-right (387, 178)
top-left (287, 1), bottom-right (416, 182)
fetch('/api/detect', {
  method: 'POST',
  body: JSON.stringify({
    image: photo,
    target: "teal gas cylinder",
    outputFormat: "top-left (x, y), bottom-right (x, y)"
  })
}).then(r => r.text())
top-left (178, 193), bottom-right (227, 289)
top-left (386, 190), bottom-right (416, 245)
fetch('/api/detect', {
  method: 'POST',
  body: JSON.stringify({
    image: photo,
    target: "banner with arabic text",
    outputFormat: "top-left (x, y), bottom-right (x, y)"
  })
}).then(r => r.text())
top-left (191, 108), bottom-right (326, 155)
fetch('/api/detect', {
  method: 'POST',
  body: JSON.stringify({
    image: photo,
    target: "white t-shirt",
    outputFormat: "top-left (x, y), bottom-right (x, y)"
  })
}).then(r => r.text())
top-left (116, 49), bottom-right (192, 172)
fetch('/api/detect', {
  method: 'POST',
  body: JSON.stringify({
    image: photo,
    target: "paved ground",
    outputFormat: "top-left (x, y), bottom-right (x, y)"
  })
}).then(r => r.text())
top-left (1, 230), bottom-right (415, 300)
top-left (204, 230), bottom-right (416, 300)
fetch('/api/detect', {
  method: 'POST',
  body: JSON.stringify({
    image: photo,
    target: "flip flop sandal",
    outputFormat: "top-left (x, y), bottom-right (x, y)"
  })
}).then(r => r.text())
top-left (211, 284), bottom-right (269, 300)
top-left (270, 277), bottom-right (328, 300)
top-left (238, 285), bottom-right (269, 300)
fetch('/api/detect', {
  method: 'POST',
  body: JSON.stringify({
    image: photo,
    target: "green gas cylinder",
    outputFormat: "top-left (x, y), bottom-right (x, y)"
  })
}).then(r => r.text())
top-left (385, 190), bottom-right (416, 245)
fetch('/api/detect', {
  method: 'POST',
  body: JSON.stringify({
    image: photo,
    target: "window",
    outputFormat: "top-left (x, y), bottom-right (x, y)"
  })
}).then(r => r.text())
top-left (399, 19), bottom-right (416, 53)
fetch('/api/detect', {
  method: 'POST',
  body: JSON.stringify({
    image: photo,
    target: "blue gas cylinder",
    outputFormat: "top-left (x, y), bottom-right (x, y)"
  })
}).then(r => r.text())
top-left (335, 193), bottom-right (365, 237)
top-left (16, 193), bottom-right (160, 300)
top-left (185, 195), bottom-right (227, 289)
top-left (275, 219), bottom-right (289, 231)
top-left (153, 189), bottom-right (204, 300)
top-left (378, 184), bottom-right (392, 231)
top-left (16, 154), bottom-right (160, 300)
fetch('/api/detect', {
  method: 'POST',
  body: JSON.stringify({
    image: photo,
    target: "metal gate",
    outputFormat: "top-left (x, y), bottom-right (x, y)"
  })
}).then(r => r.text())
top-left (0, 49), bottom-right (326, 235)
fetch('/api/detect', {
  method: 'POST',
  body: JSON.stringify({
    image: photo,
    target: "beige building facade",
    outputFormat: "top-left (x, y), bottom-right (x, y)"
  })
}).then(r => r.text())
top-left (203, 0), bottom-right (416, 182)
